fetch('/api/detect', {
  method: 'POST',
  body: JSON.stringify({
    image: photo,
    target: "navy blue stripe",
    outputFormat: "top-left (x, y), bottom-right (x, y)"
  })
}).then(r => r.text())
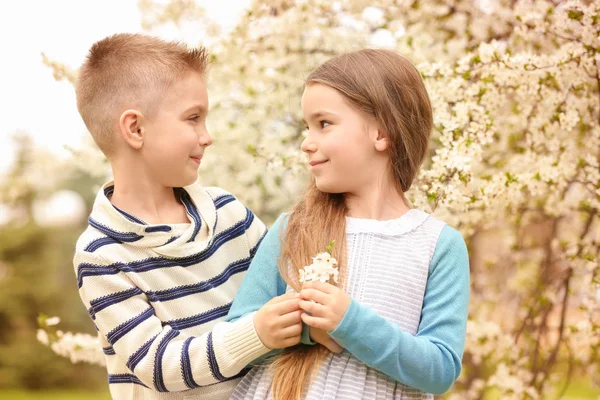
top-left (107, 307), bottom-right (154, 345)
top-left (145, 225), bottom-right (172, 233)
top-left (213, 194), bottom-right (236, 209)
top-left (89, 218), bottom-right (144, 242)
top-left (181, 337), bottom-right (199, 388)
top-left (108, 373), bottom-right (149, 388)
top-left (84, 236), bottom-right (121, 253)
top-left (113, 206), bottom-right (147, 225)
top-left (164, 236), bottom-right (179, 245)
top-left (181, 192), bottom-right (202, 242)
top-left (83, 209), bottom-right (251, 278)
top-left (153, 329), bottom-right (180, 392)
top-left (251, 230), bottom-right (266, 257)
top-left (207, 332), bottom-right (226, 381)
top-left (77, 264), bottom-right (119, 288)
top-left (89, 287), bottom-right (143, 319)
top-left (231, 367), bottom-right (251, 381)
top-left (103, 185), bottom-right (147, 225)
top-left (127, 333), bottom-right (159, 372)
top-left (146, 257), bottom-right (251, 302)
top-left (104, 186), bottom-right (114, 197)
top-left (243, 208), bottom-right (255, 230)
top-left (163, 303), bottom-right (231, 331)
top-left (103, 346), bottom-right (116, 355)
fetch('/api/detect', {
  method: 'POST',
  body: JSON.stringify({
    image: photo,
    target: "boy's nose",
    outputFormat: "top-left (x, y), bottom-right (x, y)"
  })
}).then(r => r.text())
top-left (199, 130), bottom-right (213, 147)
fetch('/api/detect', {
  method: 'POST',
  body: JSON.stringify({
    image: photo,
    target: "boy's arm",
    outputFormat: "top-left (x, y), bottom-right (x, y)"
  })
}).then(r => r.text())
top-left (75, 251), bottom-right (271, 392)
top-left (326, 226), bottom-right (470, 395)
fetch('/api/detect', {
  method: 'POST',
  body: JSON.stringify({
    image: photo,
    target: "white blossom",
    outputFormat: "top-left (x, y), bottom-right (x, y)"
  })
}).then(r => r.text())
top-left (36, 329), bottom-right (49, 346)
top-left (300, 252), bottom-right (339, 283)
top-left (45, 316), bottom-right (61, 326)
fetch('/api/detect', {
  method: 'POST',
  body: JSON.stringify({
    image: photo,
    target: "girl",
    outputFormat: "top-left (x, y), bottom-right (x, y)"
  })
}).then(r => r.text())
top-left (227, 49), bottom-right (470, 400)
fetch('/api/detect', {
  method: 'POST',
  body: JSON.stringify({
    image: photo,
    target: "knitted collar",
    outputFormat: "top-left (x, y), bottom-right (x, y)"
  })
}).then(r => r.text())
top-left (345, 209), bottom-right (430, 236)
top-left (88, 181), bottom-right (217, 257)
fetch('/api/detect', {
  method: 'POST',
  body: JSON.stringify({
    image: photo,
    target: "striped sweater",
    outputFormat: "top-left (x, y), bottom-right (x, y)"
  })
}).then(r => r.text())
top-left (73, 182), bottom-right (271, 400)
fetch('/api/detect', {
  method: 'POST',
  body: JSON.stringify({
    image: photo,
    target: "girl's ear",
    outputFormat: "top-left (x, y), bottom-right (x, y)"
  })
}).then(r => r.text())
top-left (373, 127), bottom-right (389, 152)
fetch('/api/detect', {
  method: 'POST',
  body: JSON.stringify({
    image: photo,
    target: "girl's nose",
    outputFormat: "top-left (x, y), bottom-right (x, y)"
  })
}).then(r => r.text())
top-left (301, 133), bottom-right (317, 153)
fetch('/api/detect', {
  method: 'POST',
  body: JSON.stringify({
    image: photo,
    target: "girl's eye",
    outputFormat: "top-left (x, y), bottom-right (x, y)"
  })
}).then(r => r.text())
top-left (320, 120), bottom-right (331, 129)
top-left (189, 115), bottom-right (200, 122)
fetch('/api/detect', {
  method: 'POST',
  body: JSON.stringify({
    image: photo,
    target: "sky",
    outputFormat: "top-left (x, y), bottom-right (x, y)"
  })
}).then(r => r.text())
top-left (0, 0), bottom-right (250, 174)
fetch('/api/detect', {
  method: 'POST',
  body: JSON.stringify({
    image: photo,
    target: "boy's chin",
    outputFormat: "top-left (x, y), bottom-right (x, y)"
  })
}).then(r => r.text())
top-left (168, 174), bottom-right (198, 188)
top-left (180, 176), bottom-right (199, 187)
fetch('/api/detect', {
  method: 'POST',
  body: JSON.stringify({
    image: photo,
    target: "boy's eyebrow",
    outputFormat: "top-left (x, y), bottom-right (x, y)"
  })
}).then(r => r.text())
top-left (183, 104), bottom-right (208, 114)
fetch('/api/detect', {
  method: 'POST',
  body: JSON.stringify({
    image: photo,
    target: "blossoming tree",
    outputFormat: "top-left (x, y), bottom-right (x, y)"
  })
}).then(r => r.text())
top-left (39, 0), bottom-right (599, 398)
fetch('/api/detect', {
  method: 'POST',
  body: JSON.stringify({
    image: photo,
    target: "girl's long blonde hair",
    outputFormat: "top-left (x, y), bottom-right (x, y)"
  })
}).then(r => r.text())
top-left (271, 49), bottom-right (433, 400)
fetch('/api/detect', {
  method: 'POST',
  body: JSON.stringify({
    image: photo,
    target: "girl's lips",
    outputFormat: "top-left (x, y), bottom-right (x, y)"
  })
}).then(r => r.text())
top-left (190, 156), bottom-right (202, 165)
top-left (309, 160), bottom-right (328, 167)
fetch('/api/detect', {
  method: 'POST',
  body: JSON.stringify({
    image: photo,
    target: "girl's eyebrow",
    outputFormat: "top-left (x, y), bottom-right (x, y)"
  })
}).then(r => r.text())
top-left (302, 111), bottom-right (336, 125)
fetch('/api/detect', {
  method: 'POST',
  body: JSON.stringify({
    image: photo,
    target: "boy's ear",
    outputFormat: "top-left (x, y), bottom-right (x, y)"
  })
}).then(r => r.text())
top-left (119, 109), bottom-right (144, 150)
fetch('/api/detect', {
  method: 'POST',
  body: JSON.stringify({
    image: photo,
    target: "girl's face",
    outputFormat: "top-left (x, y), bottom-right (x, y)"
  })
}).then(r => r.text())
top-left (301, 83), bottom-right (389, 195)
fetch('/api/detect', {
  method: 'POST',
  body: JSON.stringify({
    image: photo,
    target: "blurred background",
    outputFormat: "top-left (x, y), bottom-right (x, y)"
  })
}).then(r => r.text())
top-left (0, 1), bottom-right (248, 398)
top-left (0, 0), bottom-right (599, 399)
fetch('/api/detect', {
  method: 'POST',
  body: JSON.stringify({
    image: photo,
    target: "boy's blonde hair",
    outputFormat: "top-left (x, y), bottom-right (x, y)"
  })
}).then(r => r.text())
top-left (76, 33), bottom-right (209, 156)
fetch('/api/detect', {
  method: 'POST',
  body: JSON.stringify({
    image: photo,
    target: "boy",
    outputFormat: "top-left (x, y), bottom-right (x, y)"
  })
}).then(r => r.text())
top-left (73, 33), bottom-right (302, 399)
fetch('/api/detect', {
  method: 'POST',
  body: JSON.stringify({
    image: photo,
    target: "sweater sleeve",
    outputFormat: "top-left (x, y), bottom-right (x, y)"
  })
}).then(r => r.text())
top-left (243, 205), bottom-right (267, 258)
top-left (328, 225), bottom-right (470, 395)
top-left (74, 250), bottom-right (271, 392)
top-left (227, 214), bottom-right (316, 349)
top-left (226, 214), bottom-right (288, 323)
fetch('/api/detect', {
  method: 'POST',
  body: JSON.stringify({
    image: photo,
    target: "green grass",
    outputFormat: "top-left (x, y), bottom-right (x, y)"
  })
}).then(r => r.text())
top-left (0, 389), bottom-right (110, 400)
top-left (483, 377), bottom-right (600, 400)
top-left (557, 377), bottom-right (600, 399)
top-left (2, 378), bottom-right (598, 400)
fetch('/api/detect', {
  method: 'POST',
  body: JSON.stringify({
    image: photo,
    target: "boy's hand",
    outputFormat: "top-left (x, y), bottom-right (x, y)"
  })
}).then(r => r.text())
top-left (254, 293), bottom-right (303, 349)
top-left (299, 281), bottom-right (351, 332)
top-left (310, 326), bottom-right (343, 353)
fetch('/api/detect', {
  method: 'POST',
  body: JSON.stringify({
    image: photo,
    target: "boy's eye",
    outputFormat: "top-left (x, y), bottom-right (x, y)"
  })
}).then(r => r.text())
top-left (320, 120), bottom-right (331, 129)
top-left (188, 115), bottom-right (200, 122)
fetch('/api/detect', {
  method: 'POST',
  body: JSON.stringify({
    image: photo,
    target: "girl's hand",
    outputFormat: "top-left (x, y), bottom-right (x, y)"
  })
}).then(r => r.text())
top-left (310, 326), bottom-right (344, 353)
top-left (299, 281), bottom-right (351, 332)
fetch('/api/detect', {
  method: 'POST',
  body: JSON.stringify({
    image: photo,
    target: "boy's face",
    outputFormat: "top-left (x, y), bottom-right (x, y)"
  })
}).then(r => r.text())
top-left (141, 72), bottom-right (212, 188)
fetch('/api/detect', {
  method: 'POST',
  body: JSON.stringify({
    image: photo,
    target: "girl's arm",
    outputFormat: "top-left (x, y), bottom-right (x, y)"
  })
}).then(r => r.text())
top-left (226, 214), bottom-right (314, 346)
top-left (226, 214), bottom-right (288, 322)
top-left (303, 225), bottom-right (470, 395)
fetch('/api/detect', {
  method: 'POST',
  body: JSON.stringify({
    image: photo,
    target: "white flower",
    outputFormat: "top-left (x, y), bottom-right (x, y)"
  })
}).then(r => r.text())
top-left (300, 251), bottom-right (339, 283)
top-left (36, 329), bottom-right (49, 346)
top-left (362, 6), bottom-right (385, 28)
top-left (369, 29), bottom-right (396, 48)
top-left (45, 316), bottom-right (61, 326)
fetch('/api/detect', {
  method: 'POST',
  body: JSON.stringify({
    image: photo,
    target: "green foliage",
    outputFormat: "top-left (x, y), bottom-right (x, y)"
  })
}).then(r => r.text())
top-left (0, 135), bottom-right (105, 390)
